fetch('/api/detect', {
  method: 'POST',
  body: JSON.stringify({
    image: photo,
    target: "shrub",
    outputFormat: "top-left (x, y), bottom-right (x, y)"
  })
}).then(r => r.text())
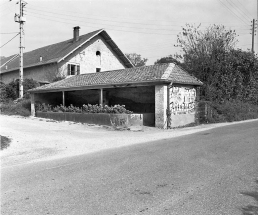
top-left (36, 103), bottom-right (133, 114)
top-left (198, 100), bottom-right (258, 123)
top-left (0, 99), bottom-right (31, 117)
top-left (1, 79), bottom-right (39, 102)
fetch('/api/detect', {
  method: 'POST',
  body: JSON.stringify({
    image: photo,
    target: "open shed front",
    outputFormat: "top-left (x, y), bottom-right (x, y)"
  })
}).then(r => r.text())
top-left (32, 85), bottom-right (156, 126)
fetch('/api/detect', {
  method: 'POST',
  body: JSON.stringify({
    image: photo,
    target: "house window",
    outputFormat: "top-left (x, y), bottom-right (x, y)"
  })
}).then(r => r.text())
top-left (96, 68), bottom-right (101, 73)
top-left (67, 63), bottom-right (80, 75)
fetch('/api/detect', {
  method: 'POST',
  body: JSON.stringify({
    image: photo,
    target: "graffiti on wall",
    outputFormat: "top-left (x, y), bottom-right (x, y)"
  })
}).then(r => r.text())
top-left (170, 86), bottom-right (196, 115)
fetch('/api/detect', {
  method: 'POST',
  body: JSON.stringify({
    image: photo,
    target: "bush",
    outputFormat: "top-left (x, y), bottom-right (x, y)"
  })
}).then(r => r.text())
top-left (36, 103), bottom-right (133, 114)
top-left (198, 100), bottom-right (258, 123)
top-left (0, 79), bottom-right (39, 102)
top-left (0, 99), bottom-right (31, 117)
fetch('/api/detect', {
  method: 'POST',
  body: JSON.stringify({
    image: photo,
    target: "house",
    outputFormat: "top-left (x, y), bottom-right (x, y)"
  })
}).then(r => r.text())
top-left (29, 63), bottom-right (203, 128)
top-left (0, 27), bottom-right (134, 84)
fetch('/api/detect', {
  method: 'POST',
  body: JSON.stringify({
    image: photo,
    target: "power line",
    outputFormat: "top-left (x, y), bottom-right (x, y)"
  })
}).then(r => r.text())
top-left (235, 0), bottom-right (253, 19)
top-left (26, 4), bottom-right (250, 28)
top-left (25, 10), bottom-right (181, 32)
top-left (25, 8), bottom-right (251, 36)
top-left (0, 32), bottom-right (19, 34)
top-left (26, 6), bottom-right (183, 28)
top-left (0, 33), bottom-right (19, 49)
top-left (217, 0), bottom-right (250, 25)
top-left (226, 0), bottom-right (252, 22)
top-left (26, 13), bottom-right (179, 36)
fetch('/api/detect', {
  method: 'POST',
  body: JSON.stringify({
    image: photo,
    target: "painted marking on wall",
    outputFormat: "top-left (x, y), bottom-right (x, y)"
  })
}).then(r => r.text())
top-left (170, 86), bottom-right (196, 115)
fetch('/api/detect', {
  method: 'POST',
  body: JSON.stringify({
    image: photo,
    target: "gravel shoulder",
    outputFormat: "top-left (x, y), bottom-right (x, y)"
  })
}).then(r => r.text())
top-left (1, 114), bottom-right (258, 168)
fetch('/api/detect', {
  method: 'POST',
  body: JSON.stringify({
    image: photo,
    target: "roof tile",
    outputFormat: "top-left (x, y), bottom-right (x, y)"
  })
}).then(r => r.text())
top-left (30, 63), bottom-right (202, 93)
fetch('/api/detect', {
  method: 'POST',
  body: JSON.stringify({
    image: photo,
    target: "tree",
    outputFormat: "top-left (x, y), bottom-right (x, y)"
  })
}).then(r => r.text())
top-left (125, 53), bottom-right (148, 67)
top-left (154, 55), bottom-right (181, 65)
top-left (174, 24), bottom-right (255, 102)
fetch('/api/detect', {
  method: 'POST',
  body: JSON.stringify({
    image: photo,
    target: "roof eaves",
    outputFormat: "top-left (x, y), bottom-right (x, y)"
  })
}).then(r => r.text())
top-left (0, 59), bottom-right (59, 74)
top-left (57, 29), bottom-right (104, 63)
top-left (29, 79), bottom-right (170, 93)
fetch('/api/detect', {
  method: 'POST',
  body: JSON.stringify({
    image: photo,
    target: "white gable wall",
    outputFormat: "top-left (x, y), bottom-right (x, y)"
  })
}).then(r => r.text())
top-left (58, 35), bottom-right (126, 76)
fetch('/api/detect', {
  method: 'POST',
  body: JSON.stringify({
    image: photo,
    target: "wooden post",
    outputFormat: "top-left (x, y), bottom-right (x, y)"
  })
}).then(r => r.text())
top-left (62, 91), bottom-right (65, 106)
top-left (99, 89), bottom-right (103, 106)
top-left (31, 93), bottom-right (35, 116)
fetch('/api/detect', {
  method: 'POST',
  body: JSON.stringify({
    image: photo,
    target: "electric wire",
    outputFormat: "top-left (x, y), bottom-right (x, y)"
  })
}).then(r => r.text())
top-left (0, 32), bottom-right (19, 34)
top-left (217, 0), bottom-right (250, 25)
top-left (226, 0), bottom-right (252, 22)
top-left (25, 13), bottom-right (180, 36)
top-left (235, 0), bottom-right (253, 17)
top-left (26, 4), bottom-right (250, 29)
top-left (0, 33), bottom-right (19, 49)
top-left (25, 10), bottom-right (182, 32)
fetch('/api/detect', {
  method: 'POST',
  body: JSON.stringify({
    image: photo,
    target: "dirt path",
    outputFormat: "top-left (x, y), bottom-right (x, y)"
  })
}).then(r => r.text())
top-left (1, 114), bottom-right (257, 168)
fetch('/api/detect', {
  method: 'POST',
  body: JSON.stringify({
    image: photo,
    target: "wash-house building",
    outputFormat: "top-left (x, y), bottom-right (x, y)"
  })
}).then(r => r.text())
top-left (29, 63), bottom-right (203, 129)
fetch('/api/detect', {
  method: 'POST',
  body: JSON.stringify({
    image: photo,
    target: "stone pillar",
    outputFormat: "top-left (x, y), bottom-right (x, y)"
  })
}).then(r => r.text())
top-left (62, 91), bottom-right (65, 106)
top-left (99, 88), bottom-right (103, 106)
top-left (155, 85), bottom-right (167, 129)
top-left (31, 93), bottom-right (35, 117)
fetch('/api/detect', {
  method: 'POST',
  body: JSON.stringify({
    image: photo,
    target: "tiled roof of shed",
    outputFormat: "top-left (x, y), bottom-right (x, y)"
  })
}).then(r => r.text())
top-left (0, 29), bottom-right (133, 73)
top-left (30, 63), bottom-right (202, 93)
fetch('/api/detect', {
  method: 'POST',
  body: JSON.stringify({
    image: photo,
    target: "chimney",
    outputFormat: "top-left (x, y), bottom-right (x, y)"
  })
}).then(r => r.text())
top-left (73, 26), bottom-right (80, 42)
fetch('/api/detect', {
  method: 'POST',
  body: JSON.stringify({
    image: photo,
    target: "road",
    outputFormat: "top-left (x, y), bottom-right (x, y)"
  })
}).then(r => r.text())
top-left (1, 120), bottom-right (258, 215)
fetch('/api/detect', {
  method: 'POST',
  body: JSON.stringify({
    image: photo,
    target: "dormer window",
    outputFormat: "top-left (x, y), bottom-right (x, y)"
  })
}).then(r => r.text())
top-left (39, 56), bottom-right (43, 62)
top-left (67, 63), bottom-right (80, 75)
top-left (96, 68), bottom-right (101, 73)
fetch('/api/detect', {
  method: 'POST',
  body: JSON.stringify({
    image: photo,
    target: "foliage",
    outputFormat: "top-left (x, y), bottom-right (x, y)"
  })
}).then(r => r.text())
top-left (154, 55), bottom-right (181, 65)
top-left (36, 103), bottom-right (133, 114)
top-left (198, 100), bottom-right (258, 123)
top-left (125, 53), bottom-right (148, 67)
top-left (175, 24), bottom-right (258, 105)
top-left (0, 99), bottom-right (31, 117)
top-left (0, 79), bottom-right (39, 101)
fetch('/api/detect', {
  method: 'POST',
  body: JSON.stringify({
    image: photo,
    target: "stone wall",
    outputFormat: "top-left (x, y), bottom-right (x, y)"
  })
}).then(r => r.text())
top-left (0, 63), bottom-right (58, 84)
top-left (154, 84), bottom-right (198, 129)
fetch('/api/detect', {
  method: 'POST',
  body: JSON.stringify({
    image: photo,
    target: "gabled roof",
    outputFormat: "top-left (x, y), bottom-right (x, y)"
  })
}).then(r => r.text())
top-left (29, 63), bottom-right (202, 93)
top-left (0, 29), bottom-right (134, 74)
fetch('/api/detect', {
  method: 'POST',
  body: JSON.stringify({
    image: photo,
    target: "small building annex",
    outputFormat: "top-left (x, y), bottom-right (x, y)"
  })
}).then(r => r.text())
top-left (29, 63), bottom-right (203, 129)
top-left (0, 27), bottom-right (133, 84)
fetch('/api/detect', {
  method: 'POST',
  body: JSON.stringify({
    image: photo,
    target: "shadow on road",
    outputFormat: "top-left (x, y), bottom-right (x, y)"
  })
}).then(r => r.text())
top-left (241, 180), bottom-right (258, 215)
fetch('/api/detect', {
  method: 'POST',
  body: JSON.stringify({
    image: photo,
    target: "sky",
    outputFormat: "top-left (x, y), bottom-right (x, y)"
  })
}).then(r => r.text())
top-left (0, 0), bottom-right (257, 65)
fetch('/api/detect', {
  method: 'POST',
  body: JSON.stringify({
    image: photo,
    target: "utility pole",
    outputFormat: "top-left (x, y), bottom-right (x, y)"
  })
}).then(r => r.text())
top-left (14, 0), bottom-right (27, 98)
top-left (252, 19), bottom-right (255, 53)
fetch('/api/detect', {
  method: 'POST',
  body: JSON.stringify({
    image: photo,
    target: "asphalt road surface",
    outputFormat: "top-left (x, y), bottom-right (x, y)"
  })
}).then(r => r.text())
top-left (1, 120), bottom-right (258, 215)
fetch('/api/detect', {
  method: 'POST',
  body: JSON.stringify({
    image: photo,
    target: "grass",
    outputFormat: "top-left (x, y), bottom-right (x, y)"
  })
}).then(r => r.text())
top-left (198, 100), bottom-right (258, 124)
top-left (0, 99), bottom-right (31, 117)
top-left (1, 135), bottom-right (11, 150)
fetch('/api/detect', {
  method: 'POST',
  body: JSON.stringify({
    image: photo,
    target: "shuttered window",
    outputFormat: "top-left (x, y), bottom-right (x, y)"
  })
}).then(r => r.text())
top-left (67, 64), bottom-right (80, 75)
